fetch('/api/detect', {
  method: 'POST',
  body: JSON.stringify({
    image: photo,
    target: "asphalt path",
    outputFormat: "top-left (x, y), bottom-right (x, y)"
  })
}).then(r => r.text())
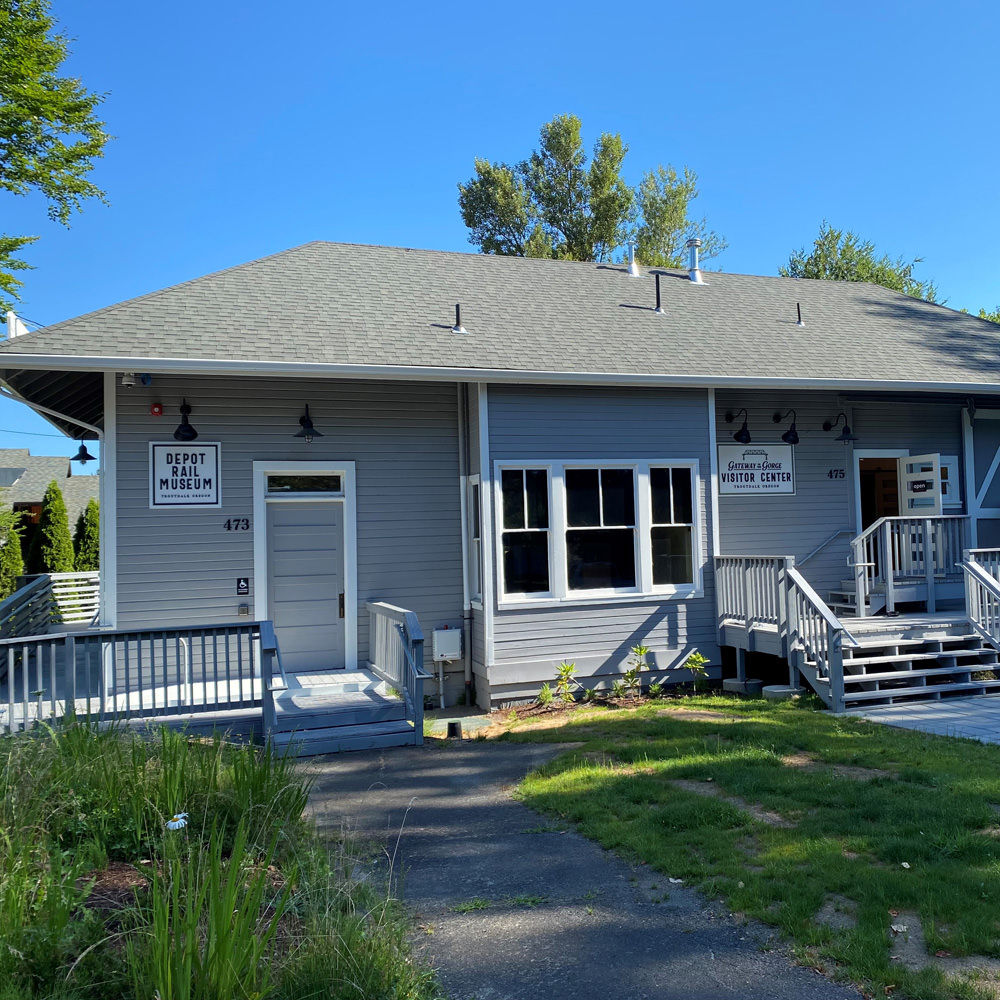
top-left (303, 741), bottom-right (860, 1000)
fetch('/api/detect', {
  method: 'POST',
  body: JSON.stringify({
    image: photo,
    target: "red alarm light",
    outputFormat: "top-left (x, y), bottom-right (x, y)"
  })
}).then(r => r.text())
top-left (150, 403), bottom-right (163, 417)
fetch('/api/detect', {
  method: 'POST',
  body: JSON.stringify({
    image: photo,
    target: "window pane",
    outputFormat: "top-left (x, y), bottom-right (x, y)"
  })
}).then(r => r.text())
top-left (566, 469), bottom-right (600, 526)
top-left (601, 469), bottom-right (635, 526)
top-left (671, 468), bottom-right (693, 524)
top-left (525, 469), bottom-right (549, 529)
top-left (652, 526), bottom-right (693, 585)
top-left (650, 467), bottom-right (672, 523)
top-left (501, 470), bottom-right (525, 529)
top-left (503, 531), bottom-right (549, 593)
top-left (567, 528), bottom-right (636, 589)
top-left (471, 484), bottom-right (481, 541)
top-left (267, 475), bottom-right (342, 493)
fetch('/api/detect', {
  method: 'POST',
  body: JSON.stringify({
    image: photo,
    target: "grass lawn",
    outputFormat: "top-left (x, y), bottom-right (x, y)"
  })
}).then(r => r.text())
top-left (496, 695), bottom-right (1000, 1000)
top-left (0, 721), bottom-right (442, 1000)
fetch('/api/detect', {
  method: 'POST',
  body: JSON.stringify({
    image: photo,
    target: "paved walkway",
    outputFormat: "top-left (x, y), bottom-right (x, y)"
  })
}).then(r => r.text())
top-left (845, 694), bottom-right (1000, 743)
top-left (303, 742), bottom-right (858, 1000)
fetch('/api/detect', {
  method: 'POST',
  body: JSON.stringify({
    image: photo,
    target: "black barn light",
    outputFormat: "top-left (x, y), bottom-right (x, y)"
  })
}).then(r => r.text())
top-left (294, 405), bottom-right (322, 444)
top-left (725, 408), bottom-right (752, 445)
top-left (772, 409), bottom-right (799, 445)
top-left (823, 412), bottom-right (856, 443)
top-left (172, 399), bottom-right (198, 442)
top-left (72, 442), bottom-right (96, 464)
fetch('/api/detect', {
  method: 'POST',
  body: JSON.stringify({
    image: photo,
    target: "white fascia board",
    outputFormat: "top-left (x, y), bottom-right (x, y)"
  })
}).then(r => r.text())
top-left (4, 351), bottom-right (1000, 396)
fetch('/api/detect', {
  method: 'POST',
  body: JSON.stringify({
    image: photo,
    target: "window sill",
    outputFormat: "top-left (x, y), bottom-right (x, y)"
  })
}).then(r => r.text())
top-left (497, 587), bottom-right (703, 611)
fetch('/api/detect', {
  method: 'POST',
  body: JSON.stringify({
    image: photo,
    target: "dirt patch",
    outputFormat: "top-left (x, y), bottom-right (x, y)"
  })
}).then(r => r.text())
top-left (79, 860), bottom-right (147, 911)
top-left (670, 779), bottom-right (796, 828)
top-left (781, 752), bottom-right (816, 768)
top-left (779, 752), bottom-right (891, 782)
top-left (657, 709), bottom-right (731, 722)
top-left (816, 894), bottom-right (857, 931)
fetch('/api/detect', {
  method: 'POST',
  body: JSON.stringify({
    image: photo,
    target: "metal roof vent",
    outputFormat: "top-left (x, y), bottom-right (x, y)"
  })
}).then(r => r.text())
top-left (452, 303), bottom-right (467, 335)
top-left (5, 311), bottom-right (29, 339)
top-left (627, 243), bottom-right (640, 277)
top-left (686, 238), bottom-right (704, 284)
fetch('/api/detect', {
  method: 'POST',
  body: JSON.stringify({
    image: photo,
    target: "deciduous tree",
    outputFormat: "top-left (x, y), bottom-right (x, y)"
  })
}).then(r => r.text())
top-left (458, 114), bottom-right (725, 265)
top-left (780, 223), bottom-right (938, 302)
top-left (0, 0), bottom-right (110, 309)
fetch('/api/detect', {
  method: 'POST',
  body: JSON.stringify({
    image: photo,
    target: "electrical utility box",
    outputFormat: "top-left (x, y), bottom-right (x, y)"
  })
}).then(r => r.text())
top-left (432, 627), bottom-right (463, 662)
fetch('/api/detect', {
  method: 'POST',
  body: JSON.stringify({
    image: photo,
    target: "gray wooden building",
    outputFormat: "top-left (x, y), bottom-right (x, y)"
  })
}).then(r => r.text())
top-left (5, 242), bottom-right (1000, 748)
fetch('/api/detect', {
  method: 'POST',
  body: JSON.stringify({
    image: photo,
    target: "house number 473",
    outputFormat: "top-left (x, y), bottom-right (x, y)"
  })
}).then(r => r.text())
top-left (224, 518), bottom-right (250, 531)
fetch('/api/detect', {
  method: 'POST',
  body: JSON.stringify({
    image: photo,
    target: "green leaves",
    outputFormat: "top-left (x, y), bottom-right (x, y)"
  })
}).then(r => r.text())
top-left (780, 223), bottom-right (939, 302)
top-left (459, 113), bottom-right (724, 265)
top-left (0, 0), bottom-right (111, 307)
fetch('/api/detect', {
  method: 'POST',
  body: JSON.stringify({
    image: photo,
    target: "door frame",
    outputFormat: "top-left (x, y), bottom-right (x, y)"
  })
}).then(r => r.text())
top-left (252, 461), bottom-right (358, 671)
top-left (853, 449), bottom-right (909, 533)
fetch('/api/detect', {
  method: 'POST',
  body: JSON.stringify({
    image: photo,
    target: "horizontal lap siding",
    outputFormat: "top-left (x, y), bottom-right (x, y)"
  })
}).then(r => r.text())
top-left (115, 376), bottom-right (463, 667)
top-left (487, 385), bottom-right (716, 688)
top-left (716, 391), bottom-right (851, 596)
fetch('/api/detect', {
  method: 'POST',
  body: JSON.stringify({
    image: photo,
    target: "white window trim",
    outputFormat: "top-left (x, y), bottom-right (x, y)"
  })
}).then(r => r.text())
top-left (493, 458), bottom-right (703, 609)
top-left (468, 473), bottom-right (483, 607)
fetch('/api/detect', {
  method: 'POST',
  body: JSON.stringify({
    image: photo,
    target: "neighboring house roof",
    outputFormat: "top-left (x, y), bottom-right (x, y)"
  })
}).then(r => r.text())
top-left (2, 241), bottom-right (1000, 391)
top-left (0, 449), bottom-right (99, 524)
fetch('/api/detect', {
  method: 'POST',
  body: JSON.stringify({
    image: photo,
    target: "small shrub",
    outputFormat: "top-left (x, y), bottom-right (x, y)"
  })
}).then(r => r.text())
top-left (537, 682), bottom-right (553, 707)
top-left (684, 650), bottom-right (710, 691)
top-left (583, 687), bottom-right (599, 703)
top-left (611, 679), bottom-right (626, 699)
top-left (554, 661), bottom-right (579, 703)
top-left (648, 681), bottom-right (663, 700)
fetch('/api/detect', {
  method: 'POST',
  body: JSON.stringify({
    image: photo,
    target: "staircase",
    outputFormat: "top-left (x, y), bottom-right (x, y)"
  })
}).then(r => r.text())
top-left (802, 615), bottom-right (1000, 711)
top-left (267, 669), bottom-right (419, 755)
top-left (827, 578), bottom-right (882, 618)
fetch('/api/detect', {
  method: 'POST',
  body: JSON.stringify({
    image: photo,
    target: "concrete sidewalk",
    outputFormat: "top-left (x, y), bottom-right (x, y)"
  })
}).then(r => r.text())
top-left (303, 741), bottom-right (859, 1000)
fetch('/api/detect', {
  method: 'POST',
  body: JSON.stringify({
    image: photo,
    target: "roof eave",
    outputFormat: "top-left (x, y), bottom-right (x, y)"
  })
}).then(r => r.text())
top-left (2, 351), bottom-right (1000, 396)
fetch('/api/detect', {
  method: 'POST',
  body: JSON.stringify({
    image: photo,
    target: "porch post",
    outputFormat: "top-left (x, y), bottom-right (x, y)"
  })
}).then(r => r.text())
top-left (883, 525), bottom-right (896, 615)
top-left (923, 518), bottom-right (936, 613)
top-left (852, 536), bottom-right (867, 618)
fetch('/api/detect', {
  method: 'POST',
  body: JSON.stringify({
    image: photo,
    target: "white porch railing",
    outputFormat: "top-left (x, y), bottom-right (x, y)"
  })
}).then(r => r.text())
top-left (715, 555), bottom-right (856, 712)
top-left (0, 572), bottom-right (101, 639)
top-left (851, 516), bottom-right (969, 616)
top-left (367, 601), bottom-right (432, 743)
top-left (1, 620), bottom-right (266, 734)
top-left (961, 549), bottom-right (1000, 649)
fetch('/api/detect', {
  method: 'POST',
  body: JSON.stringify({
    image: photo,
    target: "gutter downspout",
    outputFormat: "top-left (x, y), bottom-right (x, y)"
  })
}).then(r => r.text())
top-left (457, 383), bottom-right (474, 705)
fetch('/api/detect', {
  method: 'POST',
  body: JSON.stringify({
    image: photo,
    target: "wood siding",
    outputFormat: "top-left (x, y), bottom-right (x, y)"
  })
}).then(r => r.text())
top-left (115, 376), bottom-right (464, 672)
top-left (486, 385), bottom-right (717, 698)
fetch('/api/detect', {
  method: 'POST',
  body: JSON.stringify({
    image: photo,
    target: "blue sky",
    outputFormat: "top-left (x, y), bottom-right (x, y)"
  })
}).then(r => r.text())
top-left (4, 0), bottom-right (999, 465)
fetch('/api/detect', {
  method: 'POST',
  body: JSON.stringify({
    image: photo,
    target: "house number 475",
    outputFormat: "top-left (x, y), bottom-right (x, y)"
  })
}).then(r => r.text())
top-left (827, 469), bottom-right (846, 479)
top-left (224, 518), bottom-right (250, 531)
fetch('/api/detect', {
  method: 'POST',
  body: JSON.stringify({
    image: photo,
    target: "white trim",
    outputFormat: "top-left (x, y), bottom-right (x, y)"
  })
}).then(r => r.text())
top-left (100, 371), bottom-right (117, 627)
top-left (252, 460), bottom-right (357, 670)
top-left (11, 351), bottom-right (1000, 395)
top-left (477, 384), bottom-right (495, 668)
top-left (708, 388), bottom-right (720, 556)
top-left (939, 454), bottom-right (961, 509)
top-left (853, 449), bottom-right (908, 533)
top-left (493, 458), bottom-right (703, 608)
top-left (964, 407), bottom-right (978, 546)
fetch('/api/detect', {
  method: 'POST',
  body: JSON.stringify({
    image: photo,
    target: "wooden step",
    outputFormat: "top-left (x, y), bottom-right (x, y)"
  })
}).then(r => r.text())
top-left (843, 649), bottom-right (995, 669)
top-left (270, 719), bottom-right (417, 756)
top-left (845, 633), bottom-right (986, 654)
top-left (842, 664), bottom-right (995, 685)
top-left (843, 679), bottom-right (1000, 704)
top-left (272, 687), bottom-right (405, 730)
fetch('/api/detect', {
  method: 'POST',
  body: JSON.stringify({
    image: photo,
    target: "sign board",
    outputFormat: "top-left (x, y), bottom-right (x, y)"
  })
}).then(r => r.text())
top-left (150, 443), bottom-right (222, 508)
top-left (718, 444), bottom-right (795, 495)
top-left (236, 577), bottom-right (249, 596)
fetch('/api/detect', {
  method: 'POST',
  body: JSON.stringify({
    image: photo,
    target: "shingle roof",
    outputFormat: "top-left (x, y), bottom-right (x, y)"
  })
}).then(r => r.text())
top-left (2, 241), bottom-right (1000, 387)
top-left (0, 449), bottom-right (99, 523)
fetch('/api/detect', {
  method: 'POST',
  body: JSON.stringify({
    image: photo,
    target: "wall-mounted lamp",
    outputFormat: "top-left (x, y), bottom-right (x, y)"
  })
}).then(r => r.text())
top-left (173, 399), bottom-right (198, 442)
top-left (72, 442), bottom-right (96, 464)
top-left (725, 408), bottom-right (752, 444)
top-left (823, 412), bottom-right (856, 443)
top-left (772, 408), bottom-right (799, 445)
top-left (294, 404), bottom-right (322, 444)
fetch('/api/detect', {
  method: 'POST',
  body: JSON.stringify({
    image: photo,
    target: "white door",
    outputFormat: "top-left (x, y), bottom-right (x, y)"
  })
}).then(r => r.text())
top-left (266, 501), bottom-right (345, 672)
top-left (901, 453), bottom-right (942, 516)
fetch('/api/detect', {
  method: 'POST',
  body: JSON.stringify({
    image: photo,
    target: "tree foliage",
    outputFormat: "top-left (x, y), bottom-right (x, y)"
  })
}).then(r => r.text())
top-left (0, 517), bottom-right (24, 598)
top-left (780, 223), bottom-right (939, 302)
top-left (458, 114), bottom-right (725, 265)
top-left (27, 479), bottom-right (73, 573)
top-left (0, 0), bottom-right (110, 309)
top-left (976, 306), bottom-right (1000, 325)
top-left (73, 497), bottom-right (99, 570)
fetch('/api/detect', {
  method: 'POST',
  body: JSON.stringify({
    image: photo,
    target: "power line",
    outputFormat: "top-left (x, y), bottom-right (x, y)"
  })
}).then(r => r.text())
top-left (0, 427), bottom-right (92, 440)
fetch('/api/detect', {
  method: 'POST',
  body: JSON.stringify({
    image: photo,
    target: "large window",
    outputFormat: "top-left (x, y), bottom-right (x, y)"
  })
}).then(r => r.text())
top-left (496, 461), bottom-right (700, 603)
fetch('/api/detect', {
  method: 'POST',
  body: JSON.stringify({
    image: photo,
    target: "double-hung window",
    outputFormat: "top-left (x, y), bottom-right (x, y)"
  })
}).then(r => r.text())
top-left (496, 461), bottom-right (699, 604)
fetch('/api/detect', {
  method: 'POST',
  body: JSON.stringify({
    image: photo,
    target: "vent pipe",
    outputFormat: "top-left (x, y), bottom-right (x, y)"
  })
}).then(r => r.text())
top-left (654, 273), bottom-right (665, 314)
top-left (627, 242), bottom-right (640, 277)
top-left (686, 238), bottom-right (704, 284)
top-left (452, 303), bottom-right (467, 335)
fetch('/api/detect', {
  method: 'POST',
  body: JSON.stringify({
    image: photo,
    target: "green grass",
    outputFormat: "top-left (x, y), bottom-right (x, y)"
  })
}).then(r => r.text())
top-left (0, 720), bottom-right (442, 1000)
top-left (502, 695), bottom-right (1000, 1000)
